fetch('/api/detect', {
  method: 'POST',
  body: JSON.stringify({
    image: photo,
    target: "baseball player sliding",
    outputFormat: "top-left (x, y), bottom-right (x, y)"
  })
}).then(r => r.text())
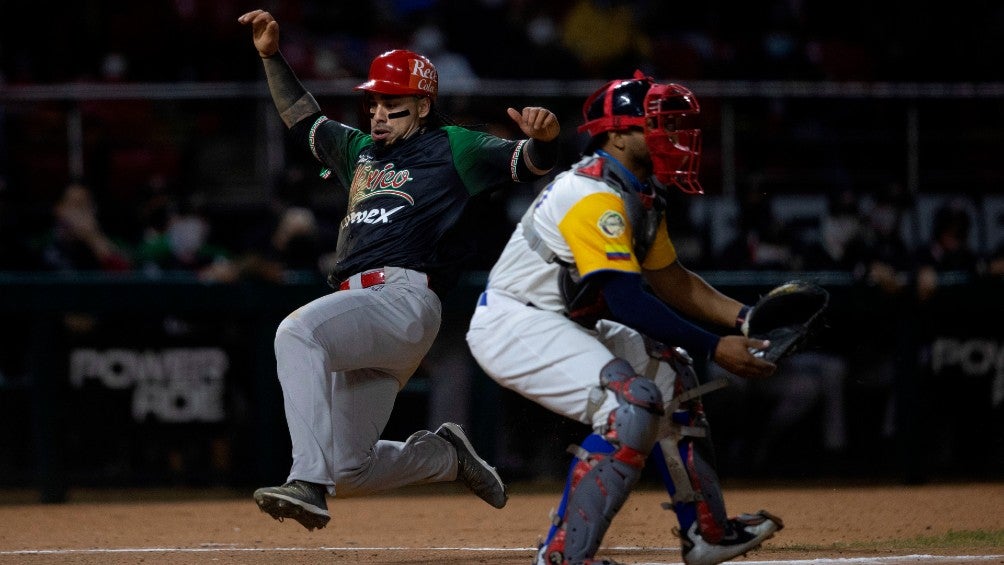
top-left (466, 71), bottom-right (783, 565)
top-left (237, 9), bottom-right (560, 531)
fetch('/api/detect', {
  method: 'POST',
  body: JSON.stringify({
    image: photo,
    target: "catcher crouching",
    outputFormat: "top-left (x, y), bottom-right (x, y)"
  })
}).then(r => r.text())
top-left (467, 71), bottom-right (827, 565)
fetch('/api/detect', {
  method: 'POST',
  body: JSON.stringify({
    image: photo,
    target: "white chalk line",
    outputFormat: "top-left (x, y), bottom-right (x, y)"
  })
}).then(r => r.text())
top-left (1, 545), bottom-right (532, 555)
top-left (1, 545), bottom-right (1000, 564)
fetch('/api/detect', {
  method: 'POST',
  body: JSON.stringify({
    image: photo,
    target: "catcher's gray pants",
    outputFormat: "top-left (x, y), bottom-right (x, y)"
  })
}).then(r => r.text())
top-left (273, 267), bottom-right (457, 497)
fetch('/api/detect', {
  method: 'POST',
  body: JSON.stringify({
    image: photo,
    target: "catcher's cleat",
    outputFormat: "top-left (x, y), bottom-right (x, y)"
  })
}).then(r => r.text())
top-left (253, 479), bottom-right (330, 531)
top-left (436, 422), bottom-right (508, 509)
top-left (534, 543), bottom-right (625, 565)
top-left (679, 510), bottom-right (783, 565)
top-left (534, 543), bottom-right (548, 565)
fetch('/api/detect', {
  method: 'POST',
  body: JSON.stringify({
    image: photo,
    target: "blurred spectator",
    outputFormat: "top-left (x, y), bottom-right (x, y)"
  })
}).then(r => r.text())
top-left (130, 195), bottom-right (241, 343)
top-left (896, 199), bottom-right (985, 482)
top-left (24, 181), bottom-right (132, 338)
top-left (132, 199), bottom-right (238, 283)
top-left (559, 0), bottom-right (652, 77)
top-left (837, 184), bottom-right (917, 473)
top-left (915, 199), bottom-right (981, 302)
top-left (238, 206), bottom-right (325, 283)
top-left (858, 183), bottom-right (914, 292)
top-left (519, 7), bottom-right (584, 80)
top-left (797, 187), bottom-right (868, 272)
top-left (30, 181), bottom-right (132, 273)
top-left (133, 175), bottom-right (173, 243)
top-left (408, 24), bottom-right (477, 85)
top-left (268, 207), bottom-right (324, 272)
top-left (437, 0), bottom-right (525, 78)
top-left (918, 199), bottom-right (980, 270)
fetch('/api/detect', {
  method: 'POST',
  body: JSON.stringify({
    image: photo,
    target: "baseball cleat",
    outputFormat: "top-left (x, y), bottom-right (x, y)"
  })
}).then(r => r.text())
top-left (534, 543), bottom-right (548, 565)
top-left (680, 510), bottom-right (783, 565)
top-left (436, 422), bottom-right (508, 508)
top-left (534, 542), bottom-right (625, 565)
top-left (253, 479), bottom-right (330, 531)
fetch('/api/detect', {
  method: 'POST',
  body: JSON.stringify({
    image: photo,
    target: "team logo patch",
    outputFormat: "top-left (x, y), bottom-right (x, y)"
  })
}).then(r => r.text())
top-left (348, 160), bottom-right (415, 211)
top-left (597, 210), bottom-right (626, 237)
top-left (604, 244), bottom-right (631, 261)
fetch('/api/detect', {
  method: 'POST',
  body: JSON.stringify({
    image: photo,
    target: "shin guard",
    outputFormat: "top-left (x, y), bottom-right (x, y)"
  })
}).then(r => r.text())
top-left (542, 434), bottom-right (614, 548)
top-left (539, 359), bottom-right (663, 564)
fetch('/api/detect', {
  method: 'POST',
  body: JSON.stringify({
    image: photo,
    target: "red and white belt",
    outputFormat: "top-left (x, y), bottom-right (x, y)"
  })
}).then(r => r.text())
top-left (338, 268), bottom-right (428, 291)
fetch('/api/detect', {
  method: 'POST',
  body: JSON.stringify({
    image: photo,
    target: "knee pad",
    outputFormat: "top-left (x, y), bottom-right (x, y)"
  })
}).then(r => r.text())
top-left (606, 377), bottom-right (664, 453)
top-left (600, 358), bottom-right (664, 452)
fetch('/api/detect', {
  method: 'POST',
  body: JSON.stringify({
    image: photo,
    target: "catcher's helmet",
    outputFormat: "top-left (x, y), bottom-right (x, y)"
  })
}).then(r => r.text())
top-left (355, 49), bottom-right (438, 99)
top-left (579, 70), bottom-right (703, 194)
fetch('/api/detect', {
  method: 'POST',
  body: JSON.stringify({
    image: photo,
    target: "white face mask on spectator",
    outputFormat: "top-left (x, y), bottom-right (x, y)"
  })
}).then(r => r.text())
top-left (167, 216), bottom-right (207, 259)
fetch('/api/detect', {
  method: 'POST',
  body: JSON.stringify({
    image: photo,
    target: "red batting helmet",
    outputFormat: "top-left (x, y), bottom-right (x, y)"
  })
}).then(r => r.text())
top-left (579, 70), bottom-right (703, 194)
top-left (354, 49), bottom-right (438, 100)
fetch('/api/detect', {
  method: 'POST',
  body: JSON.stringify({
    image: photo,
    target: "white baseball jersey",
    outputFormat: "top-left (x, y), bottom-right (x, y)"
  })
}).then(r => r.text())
top-left (468, 153), bottom-right (680, 430)
top-left (486, 153), bottom-right (678, 311)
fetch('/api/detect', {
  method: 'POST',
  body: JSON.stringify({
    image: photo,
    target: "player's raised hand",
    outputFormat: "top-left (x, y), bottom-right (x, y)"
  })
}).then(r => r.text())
top-left (237, 9), bottom-right (280, 58)
top-left (507, 107), bottom-right (560, 142)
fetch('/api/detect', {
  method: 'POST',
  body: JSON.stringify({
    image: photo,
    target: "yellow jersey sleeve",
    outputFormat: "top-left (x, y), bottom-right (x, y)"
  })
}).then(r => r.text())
top-left (557, 192), bottom-right (641, 277)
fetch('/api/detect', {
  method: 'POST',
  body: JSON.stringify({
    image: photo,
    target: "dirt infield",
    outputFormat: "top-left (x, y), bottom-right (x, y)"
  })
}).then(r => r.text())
top-left (1, 480), bottom-right (1002, 564)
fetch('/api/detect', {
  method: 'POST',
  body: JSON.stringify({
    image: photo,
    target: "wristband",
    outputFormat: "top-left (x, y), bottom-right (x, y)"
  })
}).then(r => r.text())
top-left (525, 138), bottom-right (558, 171)
top-left (735, 305), bottom-right (751, 333)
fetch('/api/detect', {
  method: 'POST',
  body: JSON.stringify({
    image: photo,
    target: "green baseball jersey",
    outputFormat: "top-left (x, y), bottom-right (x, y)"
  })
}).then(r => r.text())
top-left (295, 116), bottom-right (531, 293)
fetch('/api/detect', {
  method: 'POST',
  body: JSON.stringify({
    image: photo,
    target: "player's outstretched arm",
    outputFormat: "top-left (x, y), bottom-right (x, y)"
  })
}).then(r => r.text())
top-left (238, 9), bottom-right (320, 128)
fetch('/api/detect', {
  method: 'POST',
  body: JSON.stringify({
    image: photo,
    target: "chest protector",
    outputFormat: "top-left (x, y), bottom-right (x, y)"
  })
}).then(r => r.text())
top-left (522, 155), bottom-right (666, 327)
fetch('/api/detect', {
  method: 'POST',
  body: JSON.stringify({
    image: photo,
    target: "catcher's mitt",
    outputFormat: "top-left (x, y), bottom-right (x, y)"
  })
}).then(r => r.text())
top-left (742, 280), bottom-right (829, 363)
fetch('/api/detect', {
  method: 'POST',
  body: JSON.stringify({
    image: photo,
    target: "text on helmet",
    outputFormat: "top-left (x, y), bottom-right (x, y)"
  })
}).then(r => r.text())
top-left (410, 59), bottom-right (438, 94)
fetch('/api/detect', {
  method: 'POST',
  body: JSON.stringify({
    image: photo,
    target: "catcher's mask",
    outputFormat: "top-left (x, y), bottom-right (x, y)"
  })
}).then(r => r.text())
top-left (578, 70), bottom-right (703, 194)
top-left (355, 49), bottom-right (438, 101)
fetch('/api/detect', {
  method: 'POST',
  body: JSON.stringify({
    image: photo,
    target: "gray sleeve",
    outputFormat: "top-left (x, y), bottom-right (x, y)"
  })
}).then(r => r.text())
top-left (261, 52), bottom-right (322, 128)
